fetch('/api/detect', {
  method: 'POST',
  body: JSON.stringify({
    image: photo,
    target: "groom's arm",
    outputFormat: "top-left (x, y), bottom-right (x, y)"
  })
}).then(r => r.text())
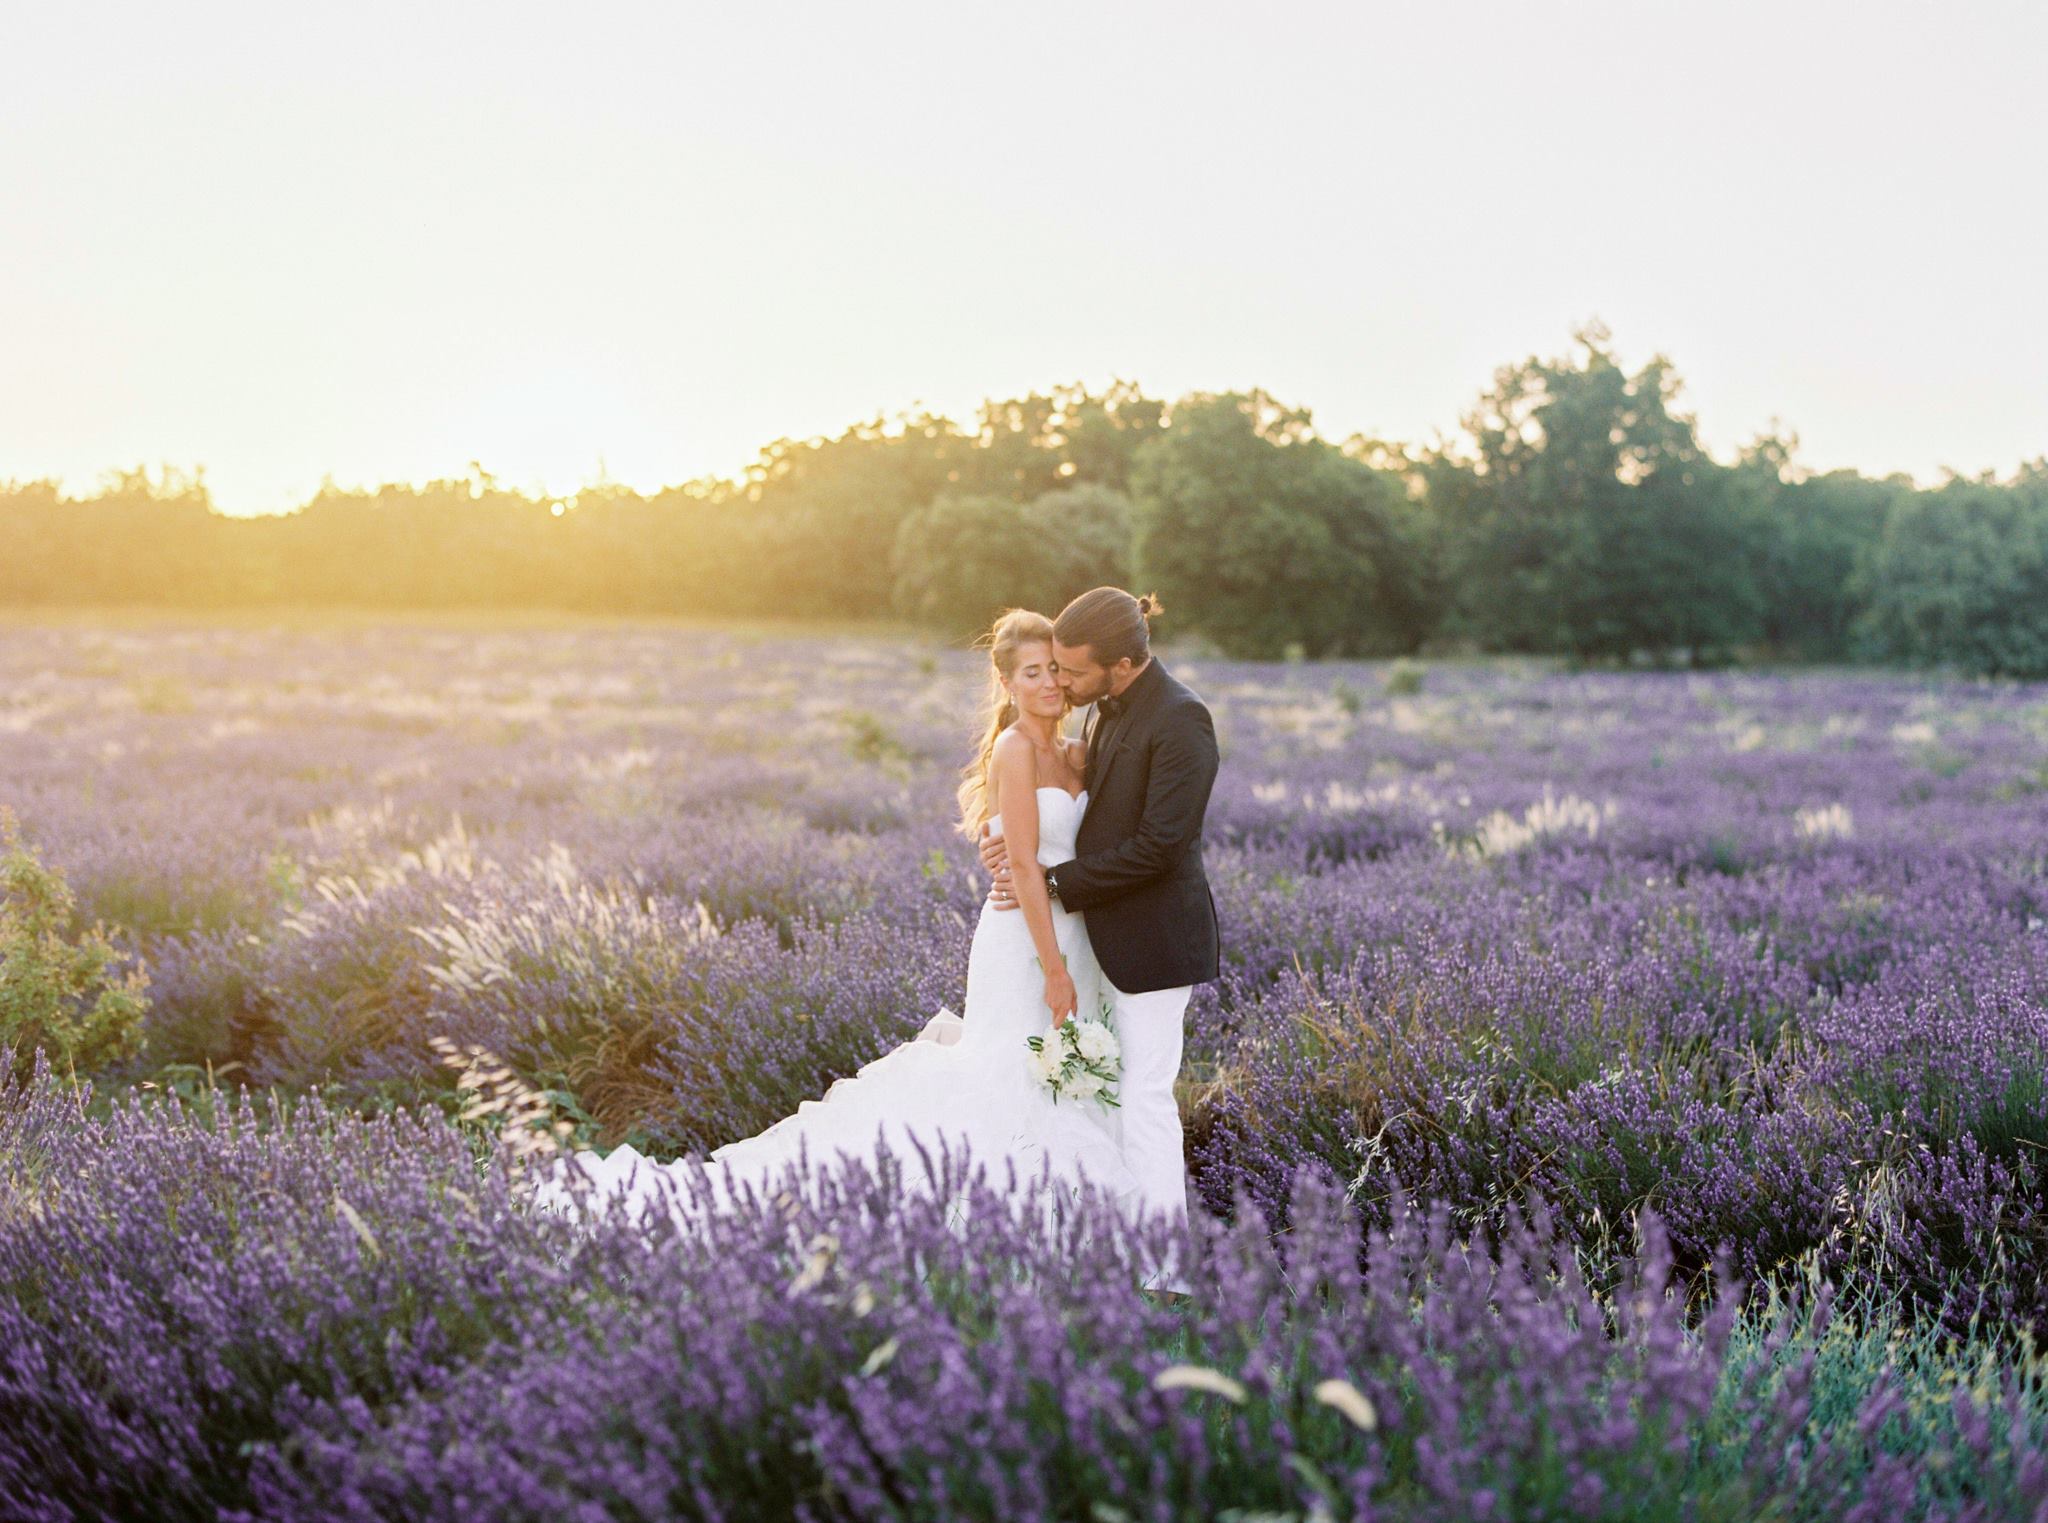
top-left (1045, 702), bottom-right (1217, 913)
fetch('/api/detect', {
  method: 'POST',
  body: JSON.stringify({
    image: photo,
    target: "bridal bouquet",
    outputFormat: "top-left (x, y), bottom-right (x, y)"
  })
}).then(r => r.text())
top-left (1025, 1001), bottom-right (1121, 1107)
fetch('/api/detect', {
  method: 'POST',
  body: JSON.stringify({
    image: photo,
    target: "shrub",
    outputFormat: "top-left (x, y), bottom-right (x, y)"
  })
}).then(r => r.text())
top-left (0, 808), bottom-right (148, 1083)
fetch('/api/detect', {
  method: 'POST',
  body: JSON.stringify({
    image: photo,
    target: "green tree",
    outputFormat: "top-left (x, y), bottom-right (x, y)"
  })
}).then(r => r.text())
top-left (890, 483), bottom-right (1136, 635)
top-left (2, 466), bottom-right (227, 607)
top-left (946, 381), bottom-right (1168, 502)
top-left (1422, 321), bottom-right (1760, 660)
top-left (1725, 435), bottom-right (1901, 662)
top-left (1025, 481), bottom-right (1134, 610)
top-left (1050, 380), bottom-right (1167, 494)
top-left (743, 410), bottom-right (971, 617)
top-left (282, 466), bottom-right (561, 608)
top-left (1129, 391), bottom-right (1436, 658)
top-left (890, 492), bottom-right (1038, 633)
top-left (1852, 460), bottom-right (2048, 677)
top-left (0, 478), bottom-right (67, 602)
top-left (954, 393), bottom-right (1069, 502)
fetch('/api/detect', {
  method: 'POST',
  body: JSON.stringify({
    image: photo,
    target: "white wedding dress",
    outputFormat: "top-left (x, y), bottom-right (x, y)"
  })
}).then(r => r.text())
top-left (530, 786), bottom-right (1146, 1231)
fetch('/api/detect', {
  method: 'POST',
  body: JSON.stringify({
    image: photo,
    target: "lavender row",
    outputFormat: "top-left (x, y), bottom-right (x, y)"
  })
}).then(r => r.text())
top-left (2, 1061), bottom-right (2044, 1520)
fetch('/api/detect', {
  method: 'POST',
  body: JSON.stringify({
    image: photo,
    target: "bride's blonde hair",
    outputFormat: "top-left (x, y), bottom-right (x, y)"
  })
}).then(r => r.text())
top-left (957, 608), bottom-right (1057, 840)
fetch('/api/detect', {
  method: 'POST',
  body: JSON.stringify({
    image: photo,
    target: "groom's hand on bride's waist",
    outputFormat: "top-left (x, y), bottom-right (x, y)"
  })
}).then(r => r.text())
top-left (979, 829), bottom-right (1021, 911)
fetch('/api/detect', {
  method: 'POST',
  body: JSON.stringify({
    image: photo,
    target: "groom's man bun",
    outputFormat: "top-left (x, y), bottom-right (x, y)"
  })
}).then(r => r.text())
top-left (1054, 586), bottom-right (1162, 668)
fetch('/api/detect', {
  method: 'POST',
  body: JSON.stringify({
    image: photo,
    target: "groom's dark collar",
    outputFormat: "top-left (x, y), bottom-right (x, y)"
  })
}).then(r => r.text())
top-left (1099, 657), bottom-right (1164, 719)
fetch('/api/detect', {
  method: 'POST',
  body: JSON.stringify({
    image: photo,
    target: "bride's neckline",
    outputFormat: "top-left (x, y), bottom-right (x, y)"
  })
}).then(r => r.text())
top-left (1036, 784), bottom-right (1087, 803)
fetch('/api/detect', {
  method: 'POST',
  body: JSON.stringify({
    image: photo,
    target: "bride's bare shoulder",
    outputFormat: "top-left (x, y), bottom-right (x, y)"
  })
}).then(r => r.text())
top-left (991, 726), bottom-right (1034, 775)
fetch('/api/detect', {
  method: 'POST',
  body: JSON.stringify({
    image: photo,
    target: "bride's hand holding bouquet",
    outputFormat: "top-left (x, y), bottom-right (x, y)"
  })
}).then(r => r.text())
top-left (1026, 995), bottom-right (1121, 1108)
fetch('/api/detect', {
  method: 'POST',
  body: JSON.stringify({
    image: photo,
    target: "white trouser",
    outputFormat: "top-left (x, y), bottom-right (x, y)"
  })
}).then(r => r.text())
top-left (1107, 981), bottom-right (1192, 1250)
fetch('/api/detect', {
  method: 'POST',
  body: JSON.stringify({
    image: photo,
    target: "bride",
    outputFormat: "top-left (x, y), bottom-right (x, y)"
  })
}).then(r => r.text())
top-left (532, 608), bottom-right (1146, 1234)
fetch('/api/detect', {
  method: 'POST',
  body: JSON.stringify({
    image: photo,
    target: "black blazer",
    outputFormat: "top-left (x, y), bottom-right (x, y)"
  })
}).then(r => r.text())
top-left (1045, 658), bottom-right (1221, 994)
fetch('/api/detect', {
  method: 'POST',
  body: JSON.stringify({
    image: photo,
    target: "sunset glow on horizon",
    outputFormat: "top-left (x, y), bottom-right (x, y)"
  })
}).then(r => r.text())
top-left (4, 0), bottom-right (2044, 516)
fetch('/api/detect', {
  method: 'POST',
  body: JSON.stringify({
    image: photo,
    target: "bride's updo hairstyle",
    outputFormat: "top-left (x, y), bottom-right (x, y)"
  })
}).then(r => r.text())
top-left (957, 607), bottom-right (1057, 841)
top-left (1052, 586), bottom-right (1163, 668)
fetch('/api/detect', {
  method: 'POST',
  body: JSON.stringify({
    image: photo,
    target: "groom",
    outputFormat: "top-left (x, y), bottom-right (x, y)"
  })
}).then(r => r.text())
top-left (981, 585), bottom-right (1221, 1248)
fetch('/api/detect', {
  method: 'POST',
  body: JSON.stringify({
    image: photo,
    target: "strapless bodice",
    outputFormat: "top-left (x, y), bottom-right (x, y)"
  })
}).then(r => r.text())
top-left (989, 787), bottom-right (1088, 868)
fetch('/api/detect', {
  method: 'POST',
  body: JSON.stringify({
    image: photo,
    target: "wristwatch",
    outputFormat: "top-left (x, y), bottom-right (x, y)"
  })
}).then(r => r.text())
top-left (1044, 868), bottom-right (1062, 906)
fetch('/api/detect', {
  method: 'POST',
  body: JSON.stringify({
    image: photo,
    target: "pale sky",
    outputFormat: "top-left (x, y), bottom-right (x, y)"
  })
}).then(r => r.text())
top-left (4, 0), bottom-right (2044, 515)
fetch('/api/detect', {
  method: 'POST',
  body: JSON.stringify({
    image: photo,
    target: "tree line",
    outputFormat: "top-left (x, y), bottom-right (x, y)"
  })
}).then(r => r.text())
top-left (7, 322), bottom-right (2046, 674)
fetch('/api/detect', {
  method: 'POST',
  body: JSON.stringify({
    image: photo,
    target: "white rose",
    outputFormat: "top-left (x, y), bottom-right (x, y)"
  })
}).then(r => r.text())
top-left (1076, 1023), bottom-right (1117, 1063)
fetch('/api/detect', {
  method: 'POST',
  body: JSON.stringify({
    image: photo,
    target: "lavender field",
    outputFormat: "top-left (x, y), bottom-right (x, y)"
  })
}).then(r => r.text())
top-left (5, 618), bottom-right (2048, 1520)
